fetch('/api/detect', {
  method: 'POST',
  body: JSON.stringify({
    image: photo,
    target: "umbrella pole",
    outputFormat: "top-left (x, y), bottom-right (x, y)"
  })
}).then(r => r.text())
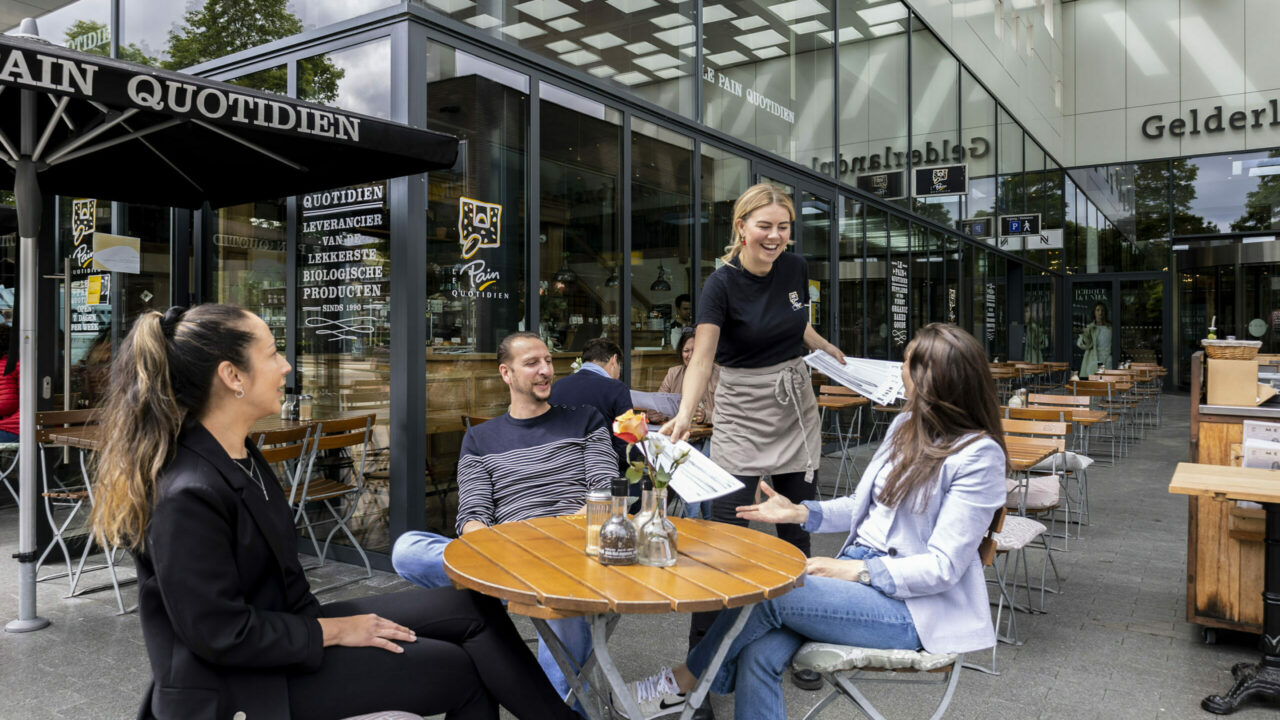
top-left (6, 88), bottom-right (49, 633)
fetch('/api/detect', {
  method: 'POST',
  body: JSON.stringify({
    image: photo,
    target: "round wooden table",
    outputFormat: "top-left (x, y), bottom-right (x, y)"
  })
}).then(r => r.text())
top-left (444, 515), bottom-right (806, 720)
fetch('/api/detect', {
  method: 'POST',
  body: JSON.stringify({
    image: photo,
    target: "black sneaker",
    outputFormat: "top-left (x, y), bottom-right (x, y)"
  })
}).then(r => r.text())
top-left (791, 668), bottom-right (823, 691)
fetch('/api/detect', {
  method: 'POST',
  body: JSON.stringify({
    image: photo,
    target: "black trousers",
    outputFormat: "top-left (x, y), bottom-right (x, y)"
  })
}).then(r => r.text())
top-left (688, 470), bottom-right (816, 649)
top-left (288, 587), bottom-right (576, 720)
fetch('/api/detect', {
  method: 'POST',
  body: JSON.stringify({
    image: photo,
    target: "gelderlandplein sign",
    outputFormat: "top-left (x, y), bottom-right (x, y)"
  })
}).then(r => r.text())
top-left (1141, 100), bottom-right (1280, 140)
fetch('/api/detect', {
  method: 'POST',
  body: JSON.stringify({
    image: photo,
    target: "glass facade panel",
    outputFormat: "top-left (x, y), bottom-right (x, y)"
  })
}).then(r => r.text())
top-left (1118, 279), bottom-right (1163, 366)
top-left (9, 0), bottom-right (110, 53)
top-left (538, 84), bottom-right (622, 361)
top-left (294, 0), bottom-right (398, 31)
top-left (298, 38), bottom-right (391, 118)
top-left (838, 197), bottom-right (864, 356)
top-left (961, 70), bottom-right (996, 229)
top-left (836, 1), bottom-right (908, 202)
top-left (699, 145), bottom-right (750, 286)
top-left (997, 108), bottom-right (1024, 245)
top-left (865, 207), bottom-right (888, 359)
top-left (213, 200), bottom-right (288, 349)
top-left (631, 119), bottom-right (694, 389)
top-left (703, 0), bottom-right (835, 170)
top-left (58, 197), bottom-right (112, 408)
top-left (797, 189), bottom-right (832, 333)
top-left (412, 0), bottom-right (694, 117)
top-left (911, 22), bottom-right (959, 229)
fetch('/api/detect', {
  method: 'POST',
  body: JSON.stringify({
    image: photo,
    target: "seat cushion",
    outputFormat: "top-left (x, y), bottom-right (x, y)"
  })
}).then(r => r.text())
top-left (792, 642), bottom-right (957, 673)
top-left (993, 515), bottom-right (1047, 551)
top-left (1006, 474), bottom-right (1059, 510)
top-left (1031, 451), bottom-right (1093, 473)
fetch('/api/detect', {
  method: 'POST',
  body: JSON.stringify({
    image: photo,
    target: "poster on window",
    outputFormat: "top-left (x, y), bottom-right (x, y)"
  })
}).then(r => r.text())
top-left (1072, 286), bottom-right (1112, 378)
top-left (890, 260), bottom-right (908, 347)
top-left (297, 182), bottom-right (389, 355)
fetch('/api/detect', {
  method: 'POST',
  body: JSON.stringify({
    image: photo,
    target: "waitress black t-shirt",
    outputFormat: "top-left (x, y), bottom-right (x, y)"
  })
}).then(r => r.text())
top-left (698, 251), bottom-right (809, 368)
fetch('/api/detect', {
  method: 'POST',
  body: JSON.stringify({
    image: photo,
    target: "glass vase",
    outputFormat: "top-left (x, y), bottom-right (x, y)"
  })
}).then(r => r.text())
top-left (638, 486), bottom-right (678, 567)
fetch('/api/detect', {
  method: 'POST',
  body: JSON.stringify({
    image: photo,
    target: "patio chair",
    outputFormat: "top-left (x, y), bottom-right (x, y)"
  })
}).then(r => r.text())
top-left (792, 508), bottom-right (1007, 718)
top-left (34, 409), bottom-right (131, 613)
top-left (0, 440), bottom-right (17, 503)
top-left (1005, 407), bottom-right (1093, 533)
top-left (294, 414), bottom-right (375, 589)
top-left (816, 386), bottom-right (867, 499)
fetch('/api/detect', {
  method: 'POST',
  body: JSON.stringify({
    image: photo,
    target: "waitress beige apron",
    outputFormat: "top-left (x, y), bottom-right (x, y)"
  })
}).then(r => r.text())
top-left (711, 356), bottom-right (821, 480)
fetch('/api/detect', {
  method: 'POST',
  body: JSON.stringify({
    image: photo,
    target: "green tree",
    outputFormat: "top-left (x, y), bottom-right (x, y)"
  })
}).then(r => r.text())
top-left (63, 20), bottom-right (157, 66)
top-left (1231, 150), bottom-right (1280, 232)
top-left (164, 0), bottom-right (343, 103)
top-left (1165, 159), bottom-right (1218, 235)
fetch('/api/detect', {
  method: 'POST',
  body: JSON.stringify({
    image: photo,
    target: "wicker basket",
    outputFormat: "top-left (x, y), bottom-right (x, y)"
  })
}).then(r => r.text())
top-left (1202, 339), bottom-right (1262, 360)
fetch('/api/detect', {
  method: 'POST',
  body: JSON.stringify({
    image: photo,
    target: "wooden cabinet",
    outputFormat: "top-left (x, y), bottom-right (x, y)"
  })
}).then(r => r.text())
top-left (1188, 351), bottom-right (1267, 633)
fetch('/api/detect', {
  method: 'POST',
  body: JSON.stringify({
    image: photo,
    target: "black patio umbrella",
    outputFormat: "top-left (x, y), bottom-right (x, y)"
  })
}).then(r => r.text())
top-left (0, 21), bottom-right (458, 632)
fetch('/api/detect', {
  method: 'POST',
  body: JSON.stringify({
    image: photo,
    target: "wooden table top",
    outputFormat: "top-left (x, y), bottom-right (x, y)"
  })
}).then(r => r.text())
top-left (42, 424), bottom-right (101, 450)
top-left (817, 395), bottom-right (870, 408)
top-left (1169, 462), bottom-right (1280, 504)
top-left (1003, 435), bottom-right (1059, 472)
top-left (1015, 405), bottom-right (1110, 424)
top-left (443, 515), bottom-right (807, 620)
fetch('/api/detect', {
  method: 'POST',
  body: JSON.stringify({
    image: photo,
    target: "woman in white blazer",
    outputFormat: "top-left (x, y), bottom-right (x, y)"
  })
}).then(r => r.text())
top-left (623, 323), bottom-right (1008, 720)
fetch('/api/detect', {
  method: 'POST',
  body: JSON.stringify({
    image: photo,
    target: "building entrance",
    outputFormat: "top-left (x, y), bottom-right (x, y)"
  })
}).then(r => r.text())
top-left (1067, 274), bottom-right (1170, 383)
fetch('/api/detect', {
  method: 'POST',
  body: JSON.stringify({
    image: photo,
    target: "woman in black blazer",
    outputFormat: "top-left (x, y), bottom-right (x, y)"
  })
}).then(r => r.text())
top-left (91, 304), bottom-right (576, 720)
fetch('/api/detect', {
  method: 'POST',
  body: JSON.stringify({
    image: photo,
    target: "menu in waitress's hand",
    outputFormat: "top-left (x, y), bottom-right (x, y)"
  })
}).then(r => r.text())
top-left (803, 350), bottom-right (906, 405)
top-left (646, 432), bottom-right (744, 504)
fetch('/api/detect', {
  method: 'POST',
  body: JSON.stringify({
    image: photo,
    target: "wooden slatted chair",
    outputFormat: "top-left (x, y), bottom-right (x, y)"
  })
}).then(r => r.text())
top-left (34, 409), bottom-right (130, 613)
top-left (792, 508), bottom-right (1008, 718)
top-left (294, 415), bottom-right (375, 588)
top-left (1004, 408), bottom-right (1093, 534)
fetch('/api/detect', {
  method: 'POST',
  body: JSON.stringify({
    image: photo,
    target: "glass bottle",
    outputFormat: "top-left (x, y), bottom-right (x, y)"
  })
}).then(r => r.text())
top-left (281, 388), bottom-right (296, 420)
top-left (583, 489), bottom-right (611, 556)
top-left (638, 485), bottom-right (678, 567)
top-left (631, 478), bottom-right (656, 546)
top-left (597, 478), bottom-right (637, 566)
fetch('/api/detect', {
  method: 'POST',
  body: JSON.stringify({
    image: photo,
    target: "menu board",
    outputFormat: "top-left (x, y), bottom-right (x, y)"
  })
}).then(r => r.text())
top-left (985, 283), bottom-right (996, 343)
top-left (297, 182), bottom-right (389, 352)
top-left (890, 259), bottom-right (908, 347)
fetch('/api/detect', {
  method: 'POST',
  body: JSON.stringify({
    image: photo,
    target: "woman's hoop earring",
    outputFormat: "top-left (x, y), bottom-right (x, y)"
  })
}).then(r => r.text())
top-left (234, 389), bottom-right (245, 399)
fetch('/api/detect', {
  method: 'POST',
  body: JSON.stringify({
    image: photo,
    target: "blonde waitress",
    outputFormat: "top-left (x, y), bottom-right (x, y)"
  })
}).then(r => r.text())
top-left (661, 184), bottom-right (845, 651)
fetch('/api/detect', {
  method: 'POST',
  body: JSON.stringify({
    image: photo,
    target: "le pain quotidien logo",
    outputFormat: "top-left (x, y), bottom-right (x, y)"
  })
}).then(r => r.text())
top-left (455, 197), bottom-right (510, 300)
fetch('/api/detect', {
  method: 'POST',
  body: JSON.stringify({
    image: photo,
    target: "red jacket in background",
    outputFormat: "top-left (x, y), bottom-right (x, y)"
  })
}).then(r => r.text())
top-left (0, 359), bottom-right (19, 436)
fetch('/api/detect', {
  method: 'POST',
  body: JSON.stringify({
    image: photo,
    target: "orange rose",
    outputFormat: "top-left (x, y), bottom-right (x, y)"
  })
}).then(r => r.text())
top-left (612, 409), bottom-right (648, 445)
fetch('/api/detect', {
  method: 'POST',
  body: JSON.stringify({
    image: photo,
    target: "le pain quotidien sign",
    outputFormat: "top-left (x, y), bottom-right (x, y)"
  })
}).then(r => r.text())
top-left (1141, 99), bottom-right (1280, 140)
top-left (0, 41), bottom-right (363, 141)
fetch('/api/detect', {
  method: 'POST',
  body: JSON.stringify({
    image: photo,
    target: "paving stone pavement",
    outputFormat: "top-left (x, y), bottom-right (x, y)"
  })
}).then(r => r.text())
top-left (1, 392), bottom-right (1276, 719)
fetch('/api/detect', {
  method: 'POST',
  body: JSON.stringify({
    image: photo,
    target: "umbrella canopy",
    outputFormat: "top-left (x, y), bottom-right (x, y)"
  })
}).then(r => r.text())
top-left (0, 33), bottom-right (457, 208)
top-left (0, 23), bottom-right (458, 633)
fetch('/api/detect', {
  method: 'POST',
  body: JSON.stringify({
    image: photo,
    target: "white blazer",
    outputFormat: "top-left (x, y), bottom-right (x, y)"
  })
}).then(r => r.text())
top-left (809, 413), bottom-right (1007, 654)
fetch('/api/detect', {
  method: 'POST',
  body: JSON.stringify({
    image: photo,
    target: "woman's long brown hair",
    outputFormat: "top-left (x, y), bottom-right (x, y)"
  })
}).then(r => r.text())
top-left (878, 323), bottom-right (1007, 509)
top-left (90, 305), bottom-right (254, 552)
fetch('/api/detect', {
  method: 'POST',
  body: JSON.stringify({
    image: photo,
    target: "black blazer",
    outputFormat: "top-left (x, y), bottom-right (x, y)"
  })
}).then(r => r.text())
top-left (134, 423), bottom-right (323, 720)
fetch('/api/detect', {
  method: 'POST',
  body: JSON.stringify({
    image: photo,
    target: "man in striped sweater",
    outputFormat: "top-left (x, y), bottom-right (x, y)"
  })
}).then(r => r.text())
top-left (392, 331), bottom-right (616, 707)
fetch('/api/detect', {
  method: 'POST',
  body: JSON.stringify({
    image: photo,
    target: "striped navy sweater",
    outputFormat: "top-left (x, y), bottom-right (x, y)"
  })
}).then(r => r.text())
top-left (455, 404), bottom-right (616, 534)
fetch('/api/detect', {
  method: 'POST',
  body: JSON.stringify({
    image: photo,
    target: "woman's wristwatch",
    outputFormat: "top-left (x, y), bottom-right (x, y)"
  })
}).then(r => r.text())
top-left (856, 566), bottom-right (871, 585)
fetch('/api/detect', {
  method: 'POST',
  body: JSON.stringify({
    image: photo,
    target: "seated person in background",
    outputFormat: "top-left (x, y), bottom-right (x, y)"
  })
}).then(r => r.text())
top-left (622, 323), bottom-right (1007, 720)
top-left (668, 294), bottom-right (694, 348)
top-left (393, 332), bottom-right (617, 706)
top-left (658, 328), bottom-right (719, 425)
top-left (658, 328), bottom-right (718, 519)
top-left (550, 337), bottom-right (633, 470)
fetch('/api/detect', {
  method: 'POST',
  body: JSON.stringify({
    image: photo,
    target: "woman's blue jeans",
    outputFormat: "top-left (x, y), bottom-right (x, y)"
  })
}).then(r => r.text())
top-left (685, 545), bottom-right (919, 720)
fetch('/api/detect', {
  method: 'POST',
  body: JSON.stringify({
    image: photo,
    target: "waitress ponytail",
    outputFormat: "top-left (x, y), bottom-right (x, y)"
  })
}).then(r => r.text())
top-left (91, 304), bottom-right (255, 552)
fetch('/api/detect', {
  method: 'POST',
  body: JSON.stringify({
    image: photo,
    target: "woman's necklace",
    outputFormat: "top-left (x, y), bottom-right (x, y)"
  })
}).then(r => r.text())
top-left (236, 457), bottom-right (269, 501)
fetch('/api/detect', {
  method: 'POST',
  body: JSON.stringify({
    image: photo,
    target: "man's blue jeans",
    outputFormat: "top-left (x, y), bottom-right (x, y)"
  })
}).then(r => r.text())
top-left (685, 545), bottom-right (920, 720)
top-left (391, 531), bottom-right (592, 704)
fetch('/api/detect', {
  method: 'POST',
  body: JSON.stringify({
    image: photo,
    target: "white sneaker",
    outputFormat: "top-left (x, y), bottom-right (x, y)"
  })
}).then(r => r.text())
top-left (613, 667), bottom-right (687, 719)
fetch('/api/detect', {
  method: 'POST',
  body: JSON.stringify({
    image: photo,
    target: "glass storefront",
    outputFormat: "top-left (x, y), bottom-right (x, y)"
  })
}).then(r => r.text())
top-left (10, 1), bottom-right (1099, 564)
